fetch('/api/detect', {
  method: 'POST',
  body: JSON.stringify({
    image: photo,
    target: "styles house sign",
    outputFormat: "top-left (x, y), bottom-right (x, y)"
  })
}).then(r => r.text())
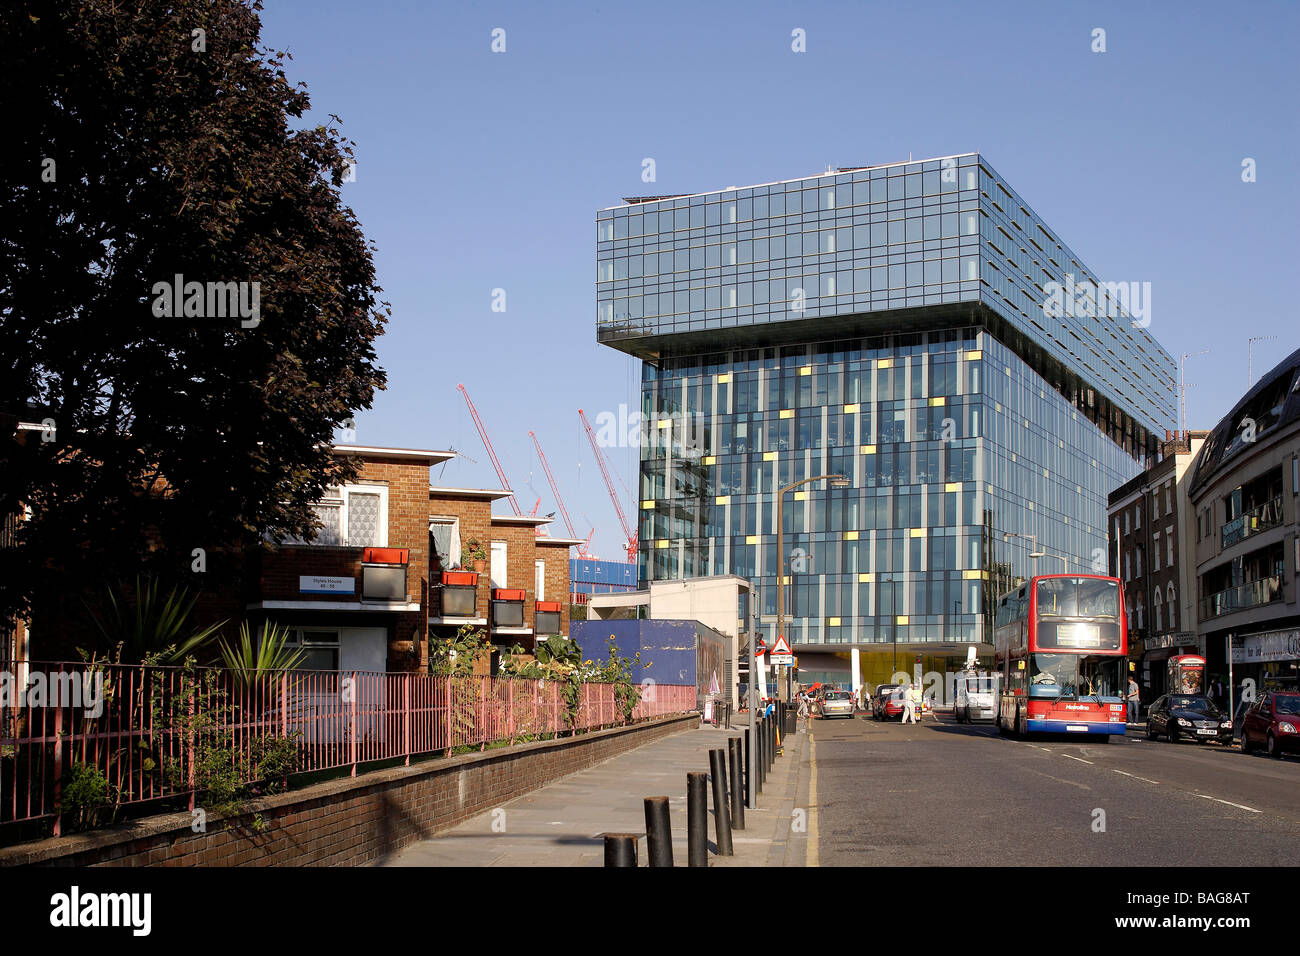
top-left (300, 575), bottom-right (355, 595)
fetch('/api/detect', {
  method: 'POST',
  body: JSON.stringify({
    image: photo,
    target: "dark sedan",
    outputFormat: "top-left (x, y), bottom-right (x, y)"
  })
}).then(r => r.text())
top-left (1146, 694), bottom-right (1233, 745)
top-left (1240, 692), bottom-right (1300, 759)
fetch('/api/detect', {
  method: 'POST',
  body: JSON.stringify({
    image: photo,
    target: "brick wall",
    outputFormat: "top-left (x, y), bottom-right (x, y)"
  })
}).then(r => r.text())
top-left (0, 715), bottom-right (698, 867)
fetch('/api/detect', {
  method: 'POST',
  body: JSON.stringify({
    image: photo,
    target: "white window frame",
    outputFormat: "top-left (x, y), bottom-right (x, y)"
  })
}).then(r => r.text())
top-left (490, 540), bottom-right (508, 589)
top-left (429, 516), bottom-right (462, 570)
top-left (535, 559), bottom-right (545, 601)
top-left (1153, 532), bottom-right (1162, 572)
top-left (294, 483), bottom-right (388, 548)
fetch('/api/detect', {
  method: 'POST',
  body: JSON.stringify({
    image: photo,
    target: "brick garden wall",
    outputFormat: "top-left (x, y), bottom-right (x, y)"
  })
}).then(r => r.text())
top-left (0, 714), bottom-right (698, 868)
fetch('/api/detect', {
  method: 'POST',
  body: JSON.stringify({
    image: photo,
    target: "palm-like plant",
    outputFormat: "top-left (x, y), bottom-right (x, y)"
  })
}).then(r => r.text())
top-left (217, 620), bottom-right (307, 689)
top-left (85, 575), bottom-right (226, 665)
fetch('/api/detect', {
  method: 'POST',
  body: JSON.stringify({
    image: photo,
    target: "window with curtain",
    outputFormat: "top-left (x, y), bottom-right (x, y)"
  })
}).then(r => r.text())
top-left (430, 518), bottom-right (461, 570)
top-left (347, 492), bottom-right (382, 547)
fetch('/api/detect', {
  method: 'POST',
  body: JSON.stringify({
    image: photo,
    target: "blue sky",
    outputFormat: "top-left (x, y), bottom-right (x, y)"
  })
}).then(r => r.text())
top-left (259, 0), bottom-right (1299, 560)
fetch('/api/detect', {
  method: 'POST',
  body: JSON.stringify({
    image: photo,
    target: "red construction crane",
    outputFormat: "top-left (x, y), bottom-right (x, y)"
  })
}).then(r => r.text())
top-left (578, 409), bottom-right (638, 562)
top-left (529, 430), bottom-right (595, 559)
top-left (456, 383), bottom-right (521, 516)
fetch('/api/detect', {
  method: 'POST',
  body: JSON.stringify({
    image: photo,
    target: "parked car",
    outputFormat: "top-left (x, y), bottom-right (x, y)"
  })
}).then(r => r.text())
top-left (954, 674), bottom-right (998, 723)
top-left (1145, 694), bottom-right (1232, 745)
top-left (819, 689), bottom-right (855, 719)
top-left (1240, 691), bottom-right (1300, 759)
top-left (873, 684), bottom-right (905, 721)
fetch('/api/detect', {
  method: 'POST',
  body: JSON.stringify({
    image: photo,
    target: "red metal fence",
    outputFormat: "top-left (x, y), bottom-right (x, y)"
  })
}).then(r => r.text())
top-left (0, 660), bottom-right (697, 834)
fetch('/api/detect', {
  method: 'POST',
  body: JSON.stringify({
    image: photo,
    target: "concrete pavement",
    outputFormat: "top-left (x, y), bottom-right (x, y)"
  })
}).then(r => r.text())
top-left (381, 715), bottom-right (810, 867)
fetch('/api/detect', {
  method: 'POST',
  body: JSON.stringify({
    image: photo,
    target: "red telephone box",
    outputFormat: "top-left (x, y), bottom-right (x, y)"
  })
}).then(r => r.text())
top-left (1168, 654), bottom-right (1206, 695)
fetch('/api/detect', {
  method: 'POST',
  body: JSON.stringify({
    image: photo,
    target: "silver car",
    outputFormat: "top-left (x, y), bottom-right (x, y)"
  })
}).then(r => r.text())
top-left (820, 689), bottom-right (856, 719)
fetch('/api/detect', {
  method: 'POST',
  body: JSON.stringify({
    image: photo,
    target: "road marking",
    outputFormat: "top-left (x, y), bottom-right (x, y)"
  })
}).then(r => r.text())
top-left (1109, 769), bottom-right (1160, 784)
top-left (1062, 754), bottom-right (1093, 765)
top-left (1197, 794), bottom-right (1261, 813)
top-left (807, 733), bottom-right (818, 866)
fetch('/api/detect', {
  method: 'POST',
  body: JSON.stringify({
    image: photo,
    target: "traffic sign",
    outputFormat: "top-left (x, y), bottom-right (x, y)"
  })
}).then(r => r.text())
top-left (770, 635), bottom-right (793, 666)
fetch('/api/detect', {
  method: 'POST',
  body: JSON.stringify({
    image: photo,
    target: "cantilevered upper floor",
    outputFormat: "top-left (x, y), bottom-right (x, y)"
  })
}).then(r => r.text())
top-left (596, 153), bottom-right (1175, 438)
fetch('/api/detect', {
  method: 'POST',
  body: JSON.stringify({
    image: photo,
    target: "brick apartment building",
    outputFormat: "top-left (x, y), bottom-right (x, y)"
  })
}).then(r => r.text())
top-left (4, 437), bottom-right (580, 674)
top-left (428, 486), bottom-right (583, 666)
top-left (1108, 430), bottom-right (1208, 706)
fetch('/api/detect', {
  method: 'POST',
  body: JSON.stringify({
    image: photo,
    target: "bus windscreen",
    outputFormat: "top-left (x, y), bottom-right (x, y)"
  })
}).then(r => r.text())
top-left (1033, 578), bottom-right (1122, 650)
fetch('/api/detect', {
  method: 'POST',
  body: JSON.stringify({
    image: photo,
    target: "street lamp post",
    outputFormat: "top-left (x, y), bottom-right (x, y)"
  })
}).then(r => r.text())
top-left (777, 473), bottom-right (850, 701)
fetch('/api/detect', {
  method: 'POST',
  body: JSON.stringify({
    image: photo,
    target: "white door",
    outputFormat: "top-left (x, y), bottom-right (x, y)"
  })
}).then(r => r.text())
top-left (490, 541), bottom-right (508, 589)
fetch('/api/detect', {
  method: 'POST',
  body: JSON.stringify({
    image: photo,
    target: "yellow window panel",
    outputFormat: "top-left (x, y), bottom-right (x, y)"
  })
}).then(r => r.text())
top-left (828, 617), bottom-right (841, 627)
top-left (877, 359), bottom-right (893, 369)
top-left (944, 482), bottom-right (961, 492)
top-left (860, 444), bottom-right (876, 455)
top-left (895, 615), bottom-right (909, 625)
top-left (964, 350), bottom-right (982, 361)
top-left (844, 403), bottom-right (859, 414)
top-left (657, 419), bottom-right (671, 428)
top-left (844, 531), bottom-right (859, 541)
top-left (745, 535), bottom-right (758, 545)
top-left (962, 570), bottom-right (981, 580)
top-left (715, 495), bottom-right (730, 505)
top-left (793, 491), bottom-right (806, 501)
top-left (929, 396), bottom-right (946, 406)
top-left (909, 528), bottom-right (926, 538)
top-left (655, 539), bottom-right (669, 549)
top-left (782, 575), bottom-right (790, 585)
top-left (718, 373), bottom-right (731, 383)
top-left (799, 366), bottom-right (811, 376)
top-left (702, 455), bottom-right (716, 465)
top-left (857, 573), bottom-right (874, 583)
top-left (779, 409), bottom-right (794, 419)
top-left (763, 451), bottom-right (777, 461)
top-left (641, 499), bottom-right (655, 509)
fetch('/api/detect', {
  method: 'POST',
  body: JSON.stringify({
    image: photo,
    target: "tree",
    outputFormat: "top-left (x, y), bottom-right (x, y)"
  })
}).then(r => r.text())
top-left (0, 0), bottom-right (388, 633)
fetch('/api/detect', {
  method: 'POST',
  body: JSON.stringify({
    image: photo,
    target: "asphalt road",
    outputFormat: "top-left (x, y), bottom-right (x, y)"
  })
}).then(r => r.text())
top-left (810, 712), bottom-right (1300, 866)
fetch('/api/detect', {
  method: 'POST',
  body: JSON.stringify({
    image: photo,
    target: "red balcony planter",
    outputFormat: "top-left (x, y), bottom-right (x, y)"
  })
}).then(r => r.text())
top-left (535, 600), bottom-right (562, 613)
top-left (441, 571), bottom-right (479, 587)
top-left (493, 588), bottom-right (526, 602)
top-left (363, 547), bottom-right (409, 565)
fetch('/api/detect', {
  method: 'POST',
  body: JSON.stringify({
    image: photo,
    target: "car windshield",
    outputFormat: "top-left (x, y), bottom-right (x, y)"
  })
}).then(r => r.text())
top-left (1276, 696), bottom-right (1300, 716)
top-left (1035, 577), bottom-right (1120, 619)
top-left (1169, 696), bottom-right (1219, 715)
top-left (825, 691), bottom-right (850, 701)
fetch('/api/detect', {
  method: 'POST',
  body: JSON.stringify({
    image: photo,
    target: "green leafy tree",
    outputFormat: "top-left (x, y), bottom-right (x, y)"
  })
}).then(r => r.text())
top-left (0, 0), bottom-right (387, 636)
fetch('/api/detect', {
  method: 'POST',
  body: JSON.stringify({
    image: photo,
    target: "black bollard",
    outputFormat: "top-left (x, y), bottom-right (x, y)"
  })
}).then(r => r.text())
top-left (728, 736), bottom-right (745, 830)
top-left (643, 796), bottom-right (673, 867)
top-left (743, 728), bottom-right (754, 806)
top-left (604, 832), bottom-right (639, 867)
top-left (686, 771), bottom-right (708, 867)
top-left (755, 720), bottom-right (765, 792)
top-left (709, 748), bottom-right (733, 855)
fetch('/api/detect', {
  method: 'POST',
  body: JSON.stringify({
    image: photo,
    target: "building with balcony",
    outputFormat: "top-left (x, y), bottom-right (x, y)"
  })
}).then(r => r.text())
top-left (1188, 347), bottom-right (1300, 691)
top-left (596, 153), bottom-right (1177, 687)
top-left (1108, 430), bottom-right (1208, 703)
top-left (249, 449), bottom-right (582, 674)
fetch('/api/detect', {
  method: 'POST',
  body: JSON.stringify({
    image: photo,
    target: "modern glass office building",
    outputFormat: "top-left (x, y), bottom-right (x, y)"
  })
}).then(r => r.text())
top-left (596, 153), bottom-right (1177, 685)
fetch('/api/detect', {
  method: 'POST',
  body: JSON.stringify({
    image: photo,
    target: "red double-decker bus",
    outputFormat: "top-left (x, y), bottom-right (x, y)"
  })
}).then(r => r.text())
top-left (993, 574), bottom-right (1129, 739)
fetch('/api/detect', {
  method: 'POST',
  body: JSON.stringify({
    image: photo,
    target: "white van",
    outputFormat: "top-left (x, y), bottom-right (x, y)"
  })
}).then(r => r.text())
top-left (954, 674), bottom-right (997, 723)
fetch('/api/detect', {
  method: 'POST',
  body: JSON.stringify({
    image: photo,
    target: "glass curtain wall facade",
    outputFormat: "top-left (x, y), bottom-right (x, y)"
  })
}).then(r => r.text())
top-left (597, 154), bottom-right (1176, 652)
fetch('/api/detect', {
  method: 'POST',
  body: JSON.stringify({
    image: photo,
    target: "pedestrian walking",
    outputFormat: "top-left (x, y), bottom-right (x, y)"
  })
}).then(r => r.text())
top-left (902, 683), bottom-right (919, 724)
top-left (1126, 675), bottom-right (1140, 724)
